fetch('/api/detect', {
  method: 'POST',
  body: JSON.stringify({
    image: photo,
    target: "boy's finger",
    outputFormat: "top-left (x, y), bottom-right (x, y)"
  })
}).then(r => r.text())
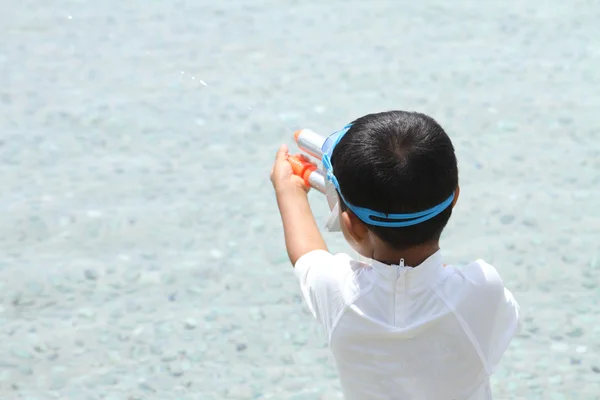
top-left (299, 154), bottom-right (315, 162)
top-left (298, 154), bottom-right (318, 166)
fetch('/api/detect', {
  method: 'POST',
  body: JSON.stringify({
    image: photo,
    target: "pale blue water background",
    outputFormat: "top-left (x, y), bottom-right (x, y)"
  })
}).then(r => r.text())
top-left (1, 0), bottom-right (599, 399)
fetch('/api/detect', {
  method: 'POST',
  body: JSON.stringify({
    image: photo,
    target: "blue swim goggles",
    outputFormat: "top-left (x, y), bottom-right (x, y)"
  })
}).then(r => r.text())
top-left (321, 124), bottom-right (455, 227)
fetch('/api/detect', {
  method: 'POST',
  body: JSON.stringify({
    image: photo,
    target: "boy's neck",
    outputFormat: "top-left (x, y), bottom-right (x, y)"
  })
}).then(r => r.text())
top-left (372, 242), bottom-right (440, 267)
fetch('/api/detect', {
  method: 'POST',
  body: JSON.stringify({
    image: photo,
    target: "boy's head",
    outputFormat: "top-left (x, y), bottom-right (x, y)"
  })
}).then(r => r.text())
top-left (329, 110), bottom-right (459, 258)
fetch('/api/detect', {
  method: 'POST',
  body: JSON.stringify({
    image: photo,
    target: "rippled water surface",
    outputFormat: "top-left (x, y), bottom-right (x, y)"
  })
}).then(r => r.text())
top-left (1, 0), bottom-right (599, 398)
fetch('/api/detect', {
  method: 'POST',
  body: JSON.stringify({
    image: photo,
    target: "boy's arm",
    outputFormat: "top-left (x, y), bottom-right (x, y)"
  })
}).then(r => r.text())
top-left (276, 186), bottom-right (328, 265)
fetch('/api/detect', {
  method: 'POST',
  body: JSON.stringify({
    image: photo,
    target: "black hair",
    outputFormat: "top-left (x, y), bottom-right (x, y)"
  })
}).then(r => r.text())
top-left (331, 110), bottom-right (459, 250)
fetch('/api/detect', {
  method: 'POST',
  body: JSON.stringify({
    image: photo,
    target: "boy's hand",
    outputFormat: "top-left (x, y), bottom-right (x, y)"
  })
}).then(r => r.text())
top-left (270, 144), bottom-right (328, 265)
top-left (270, 144), bottom-right (311, 195)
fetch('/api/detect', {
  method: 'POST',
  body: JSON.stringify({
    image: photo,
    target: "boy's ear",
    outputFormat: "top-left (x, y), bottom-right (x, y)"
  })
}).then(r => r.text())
top-left (341, 210), bottom-right (369, 243)
top-left (451, 186), bottom-right (460, 208)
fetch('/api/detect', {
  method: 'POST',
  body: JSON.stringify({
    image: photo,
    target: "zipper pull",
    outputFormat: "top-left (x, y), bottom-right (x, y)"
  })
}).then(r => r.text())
top-left (399, 258), bottom-right (404, 267)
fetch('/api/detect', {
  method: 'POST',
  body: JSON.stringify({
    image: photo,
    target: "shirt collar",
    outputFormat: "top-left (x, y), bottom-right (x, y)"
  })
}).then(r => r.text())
top-left (367, 250), bottom-right (450, 289)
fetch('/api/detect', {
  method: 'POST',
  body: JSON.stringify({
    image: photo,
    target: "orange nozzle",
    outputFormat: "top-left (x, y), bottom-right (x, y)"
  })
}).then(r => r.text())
top-left (287, 154), bottom-right (316, 187)
top-left (293, 130), bottom-right (302, 143)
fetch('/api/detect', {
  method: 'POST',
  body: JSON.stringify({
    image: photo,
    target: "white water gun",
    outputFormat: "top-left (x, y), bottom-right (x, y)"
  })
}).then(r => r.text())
top-left (287, 129), bottom-right (341, 231)
top-left (287, 129), bottom-right (327, 192)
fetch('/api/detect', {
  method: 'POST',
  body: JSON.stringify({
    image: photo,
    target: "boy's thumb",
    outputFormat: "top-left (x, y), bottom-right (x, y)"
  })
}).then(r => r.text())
top-left (276, 144), bottom-right (288, 160)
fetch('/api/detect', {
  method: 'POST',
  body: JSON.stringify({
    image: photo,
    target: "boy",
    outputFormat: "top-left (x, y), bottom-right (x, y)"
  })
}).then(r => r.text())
top-left (270, 111), bottom-right (521, 400)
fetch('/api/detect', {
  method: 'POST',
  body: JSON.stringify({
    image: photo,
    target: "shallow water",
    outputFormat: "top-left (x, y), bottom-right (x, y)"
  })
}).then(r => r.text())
top-left (1, 0), bottom-right (599, 398)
